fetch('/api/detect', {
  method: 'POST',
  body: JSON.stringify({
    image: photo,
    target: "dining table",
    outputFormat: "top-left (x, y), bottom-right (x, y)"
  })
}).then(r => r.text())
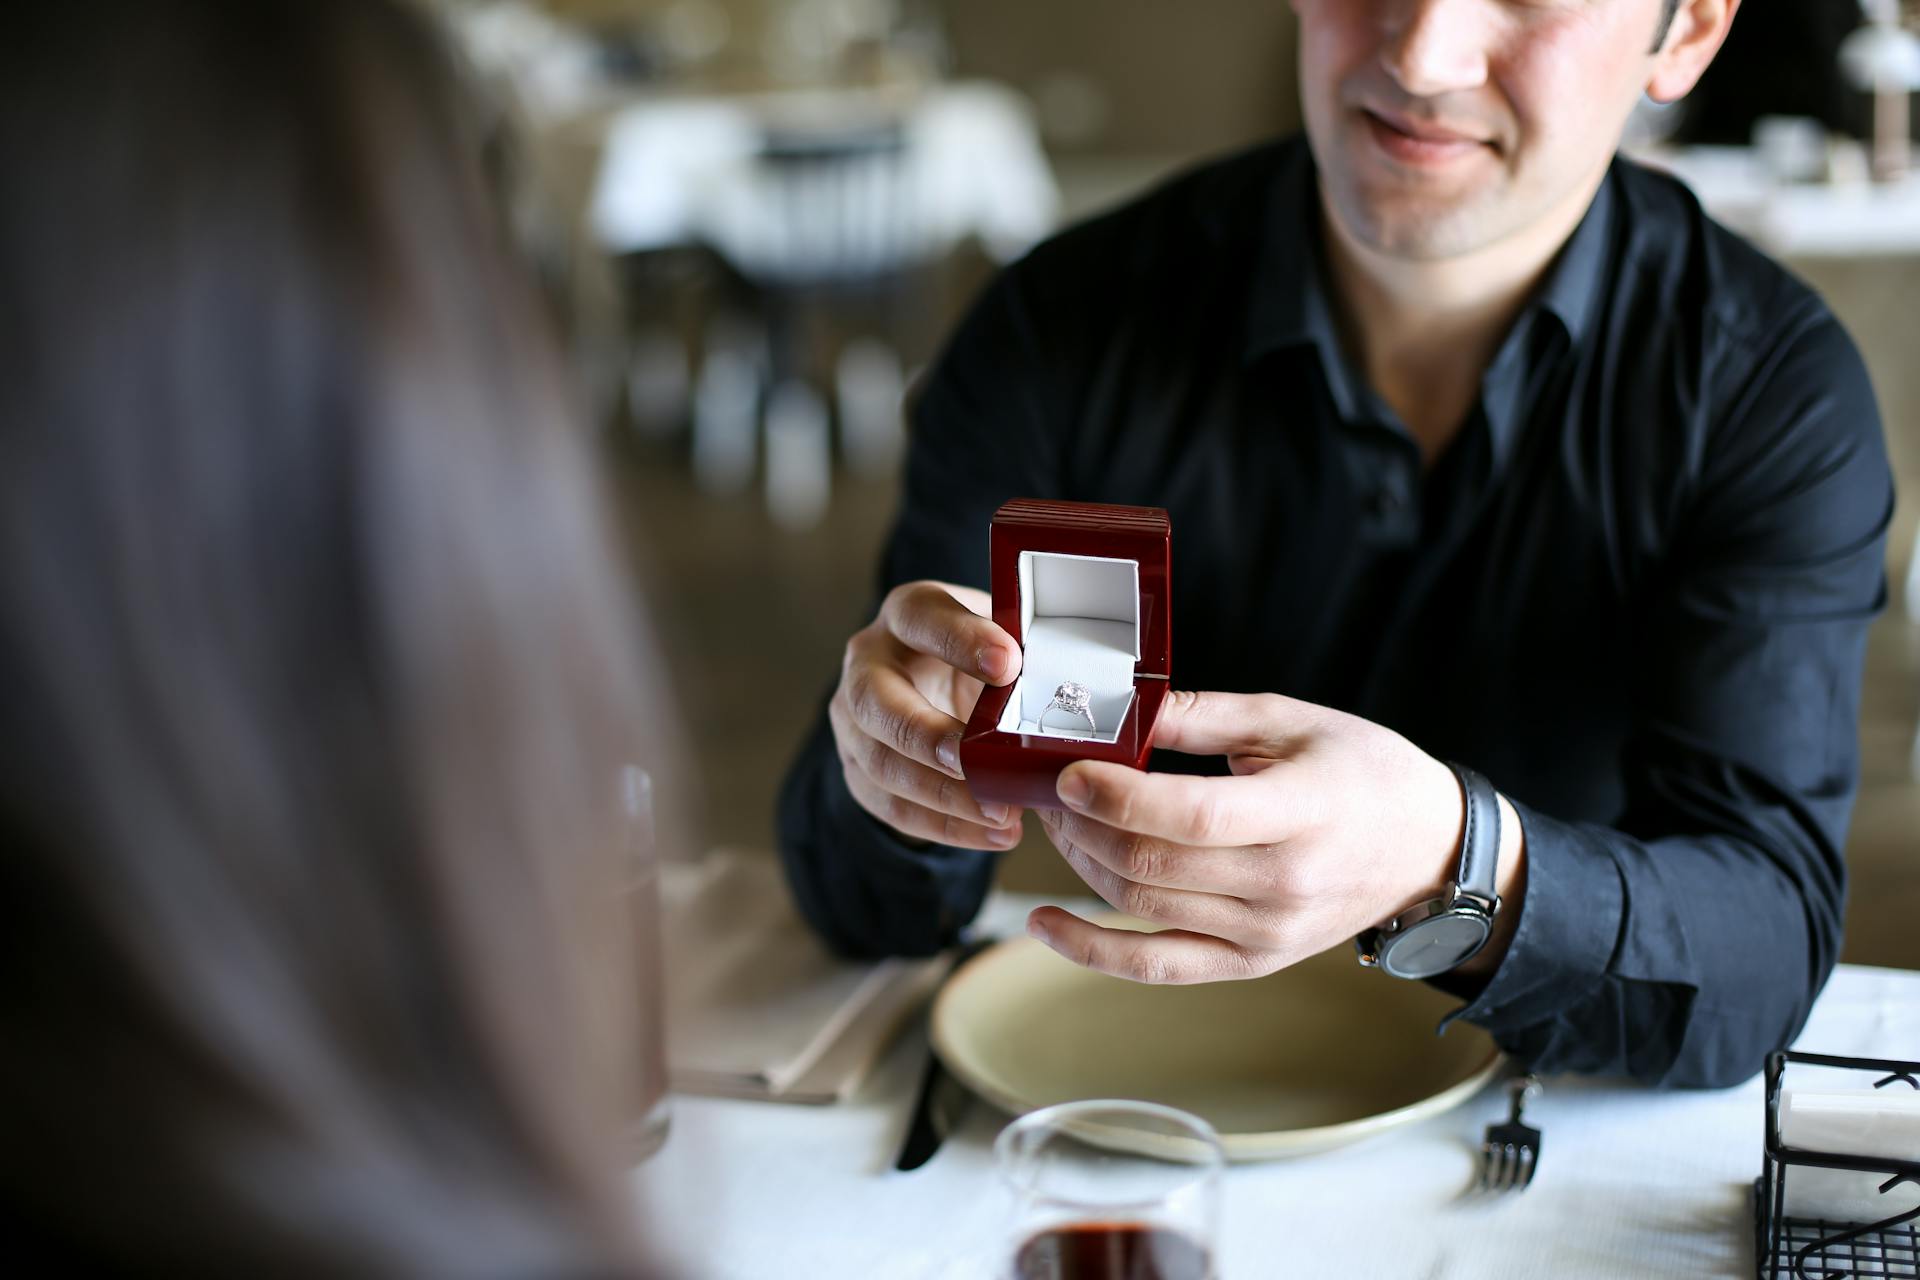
top-left (631, 891), bottom-right (1920, 1279)
top-left (583, 79), bottom-right (1060, 276)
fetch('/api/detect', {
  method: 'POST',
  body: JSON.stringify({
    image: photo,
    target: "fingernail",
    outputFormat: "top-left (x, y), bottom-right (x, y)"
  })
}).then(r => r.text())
top-left (977, 646), bottom-right (1008, 683)
top-left (992, 824), bottom-right (1023, 848)
top-left (1027, 918), bottom-right (1050, 944)
top-left (1056, 769), bottom-right (1090, 811)
top-left (979, 802), bottom-right (1011, 825)
top-left (936, 735), bottom-right (964, 778)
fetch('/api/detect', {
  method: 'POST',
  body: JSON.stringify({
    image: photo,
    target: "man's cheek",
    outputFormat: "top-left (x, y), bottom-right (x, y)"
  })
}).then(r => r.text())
top-left (1507, 17), bottom-right (1647, 140)
top-left (1293, 0), bottom-right (1376, 73)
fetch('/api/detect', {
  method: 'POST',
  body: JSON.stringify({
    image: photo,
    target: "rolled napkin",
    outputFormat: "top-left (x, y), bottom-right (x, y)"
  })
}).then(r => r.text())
top-left (1778, 1086), bottom-right (1920, 1224)
top-left (661, 851), bottom-right (949, 1104)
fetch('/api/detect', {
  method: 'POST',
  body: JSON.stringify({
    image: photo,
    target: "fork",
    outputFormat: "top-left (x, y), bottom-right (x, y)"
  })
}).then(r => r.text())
top-left (1478, 1072), bottom-right (1543, 1193)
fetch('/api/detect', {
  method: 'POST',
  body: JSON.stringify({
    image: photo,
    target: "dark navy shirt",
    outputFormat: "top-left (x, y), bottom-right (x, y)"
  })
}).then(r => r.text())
top-left (777, 136), bottom-right (1893, 1089)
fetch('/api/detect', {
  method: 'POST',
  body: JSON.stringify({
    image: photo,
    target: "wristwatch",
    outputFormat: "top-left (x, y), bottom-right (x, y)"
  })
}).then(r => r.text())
top-left (1355, 763), bottom-right (1502, 980)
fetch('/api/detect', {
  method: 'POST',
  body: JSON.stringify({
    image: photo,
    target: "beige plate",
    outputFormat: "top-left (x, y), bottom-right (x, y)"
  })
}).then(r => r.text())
top-left (931, 918), bottom-right (1503, 1162)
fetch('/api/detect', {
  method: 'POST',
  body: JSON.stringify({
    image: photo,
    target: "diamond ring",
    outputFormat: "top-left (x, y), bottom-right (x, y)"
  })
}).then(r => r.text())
top-left (1040, 681), bottom-right (1096, 735)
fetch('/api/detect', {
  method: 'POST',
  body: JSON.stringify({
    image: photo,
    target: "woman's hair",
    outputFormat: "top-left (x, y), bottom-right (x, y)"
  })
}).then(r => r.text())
top-left (0, 1), bottom-right (655, 1271)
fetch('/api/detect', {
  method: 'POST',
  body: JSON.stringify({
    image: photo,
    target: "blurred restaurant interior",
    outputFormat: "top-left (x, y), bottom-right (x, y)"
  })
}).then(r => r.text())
top-left (16, 2), bottom-right (1920, 1274)
top-left (439, 0), bottom-right (1920, 970)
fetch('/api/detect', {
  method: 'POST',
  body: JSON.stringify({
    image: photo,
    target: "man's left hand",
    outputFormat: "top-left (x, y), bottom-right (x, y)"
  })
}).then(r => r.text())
top-left (1029, 689), bottom-right (1524, 985)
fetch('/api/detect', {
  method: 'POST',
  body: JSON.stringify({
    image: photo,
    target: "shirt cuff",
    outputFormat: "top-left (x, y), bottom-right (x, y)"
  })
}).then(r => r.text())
top-left (1437, 798), bottom-right (1625, 1039)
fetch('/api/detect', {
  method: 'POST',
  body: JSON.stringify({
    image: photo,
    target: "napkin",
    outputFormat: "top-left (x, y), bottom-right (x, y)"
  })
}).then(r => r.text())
top-left (661, 850), bottom-right (947, 1104)
top-left (1778, 1086), bottom-right (1920, 1223)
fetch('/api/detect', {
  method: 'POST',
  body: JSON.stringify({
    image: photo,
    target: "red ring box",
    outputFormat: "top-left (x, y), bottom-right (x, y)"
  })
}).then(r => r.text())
top-left (961, 499), bottom-right (1172, 810)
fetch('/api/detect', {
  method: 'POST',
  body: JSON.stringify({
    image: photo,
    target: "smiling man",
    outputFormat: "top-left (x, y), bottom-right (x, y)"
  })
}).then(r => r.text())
top-left (779, 0), bottom-right (1894, 1087)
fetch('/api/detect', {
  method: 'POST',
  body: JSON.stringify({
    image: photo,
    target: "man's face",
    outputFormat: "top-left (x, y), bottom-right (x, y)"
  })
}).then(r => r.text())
top-left (1293, 0), bottom-right (1669, 259)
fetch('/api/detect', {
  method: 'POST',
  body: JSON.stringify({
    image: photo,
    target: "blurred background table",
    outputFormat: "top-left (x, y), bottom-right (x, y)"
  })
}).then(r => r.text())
top-left (576, 78), bottom-right (1054, 524)
top-left (585, 80), bottom-right (1055, 274)
top-left (632, 892), bottom-right (1920, 1279)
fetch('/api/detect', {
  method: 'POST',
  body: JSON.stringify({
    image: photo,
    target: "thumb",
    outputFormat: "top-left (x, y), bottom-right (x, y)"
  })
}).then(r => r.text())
top-left (1149, 689), bottom-right (1315, 758)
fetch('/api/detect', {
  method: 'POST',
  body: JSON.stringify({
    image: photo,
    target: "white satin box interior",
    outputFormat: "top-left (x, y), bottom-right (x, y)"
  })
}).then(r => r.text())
top-left (994, 550), bottom-right (1139, 745)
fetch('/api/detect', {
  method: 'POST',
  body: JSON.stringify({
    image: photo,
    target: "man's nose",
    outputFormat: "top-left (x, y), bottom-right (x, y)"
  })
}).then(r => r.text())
top-left (1379, 0), bottom-right (1491, 98)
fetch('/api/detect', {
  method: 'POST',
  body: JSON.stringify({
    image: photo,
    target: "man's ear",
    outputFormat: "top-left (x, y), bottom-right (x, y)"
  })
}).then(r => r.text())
top-left (1647, 0), bottom-right (1744, 104)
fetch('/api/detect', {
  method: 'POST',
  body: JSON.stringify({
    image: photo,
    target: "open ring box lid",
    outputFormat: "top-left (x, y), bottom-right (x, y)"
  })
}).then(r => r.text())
top-left (961, 499), bottom-right (1171, 809)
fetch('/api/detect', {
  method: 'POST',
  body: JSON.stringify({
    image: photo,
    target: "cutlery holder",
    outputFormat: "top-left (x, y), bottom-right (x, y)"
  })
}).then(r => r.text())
top-left (1755, 1050), bottom-right (1920, 1279)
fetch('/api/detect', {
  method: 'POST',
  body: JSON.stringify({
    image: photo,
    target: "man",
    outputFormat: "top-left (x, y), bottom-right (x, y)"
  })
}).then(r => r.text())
top-left (778, 0), bottom-right (1893, 1088)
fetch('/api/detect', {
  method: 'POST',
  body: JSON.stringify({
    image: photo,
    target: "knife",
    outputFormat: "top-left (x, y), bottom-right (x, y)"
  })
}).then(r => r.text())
top-left (893, 936), bottom-right (993, 1172)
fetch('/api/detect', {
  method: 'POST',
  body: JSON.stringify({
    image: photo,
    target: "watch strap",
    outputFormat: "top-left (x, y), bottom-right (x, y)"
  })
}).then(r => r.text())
top-left (1449, 762), bottom-right (1500, 909)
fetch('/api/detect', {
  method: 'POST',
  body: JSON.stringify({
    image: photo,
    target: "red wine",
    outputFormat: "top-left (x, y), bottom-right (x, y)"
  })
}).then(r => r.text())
top-left (1011, 1223), bottom-right (1211, 1280)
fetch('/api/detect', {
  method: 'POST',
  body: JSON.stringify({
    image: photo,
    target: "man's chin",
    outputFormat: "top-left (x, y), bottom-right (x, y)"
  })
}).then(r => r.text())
top-left (1331, 182), bottom-right (1508, 262)
top-left (1358, 217), bottom-right (1489, 261)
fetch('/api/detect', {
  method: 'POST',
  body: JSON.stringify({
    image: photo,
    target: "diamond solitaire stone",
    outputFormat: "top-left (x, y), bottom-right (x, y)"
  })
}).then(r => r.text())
top-left (1052, 682), bottom-right (1091, 715)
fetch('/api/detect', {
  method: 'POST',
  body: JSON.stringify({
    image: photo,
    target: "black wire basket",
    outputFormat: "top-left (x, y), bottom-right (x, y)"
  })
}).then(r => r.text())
top-left (1756, 1050), bottom-right (1920, 1279)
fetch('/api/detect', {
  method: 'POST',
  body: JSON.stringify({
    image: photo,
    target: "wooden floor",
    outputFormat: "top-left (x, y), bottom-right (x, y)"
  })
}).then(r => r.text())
top-left (614, 251), bottom-right (1920, 975)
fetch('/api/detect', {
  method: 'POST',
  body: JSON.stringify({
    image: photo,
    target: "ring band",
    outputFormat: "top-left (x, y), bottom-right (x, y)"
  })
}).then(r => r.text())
top-left (1040, 681), bottom-right (1096, 735)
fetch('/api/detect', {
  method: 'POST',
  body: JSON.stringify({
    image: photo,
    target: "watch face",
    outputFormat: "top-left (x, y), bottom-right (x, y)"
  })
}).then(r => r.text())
top-left (1382, 912), bottom-right (1491, 980)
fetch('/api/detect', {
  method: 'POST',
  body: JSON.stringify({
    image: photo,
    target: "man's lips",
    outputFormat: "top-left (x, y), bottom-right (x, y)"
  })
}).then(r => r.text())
top-left (1360, 106), bottom-right (1498, 165)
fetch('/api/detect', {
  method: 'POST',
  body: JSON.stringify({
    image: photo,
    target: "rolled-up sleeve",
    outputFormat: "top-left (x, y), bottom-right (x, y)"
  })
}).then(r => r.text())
top-left (1448, 311), bottom-right (1893, 1088)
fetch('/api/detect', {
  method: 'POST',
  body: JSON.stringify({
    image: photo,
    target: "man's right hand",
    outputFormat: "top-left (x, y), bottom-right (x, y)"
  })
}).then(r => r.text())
top-left (829, 581), bottom-right (1027, 849)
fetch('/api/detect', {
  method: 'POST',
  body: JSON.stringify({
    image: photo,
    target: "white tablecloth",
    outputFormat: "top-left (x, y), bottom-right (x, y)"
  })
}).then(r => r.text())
top-left (588, 81), bottom-right (1059, 271)
top-left (631, 893), bottom-right (1920, 1278)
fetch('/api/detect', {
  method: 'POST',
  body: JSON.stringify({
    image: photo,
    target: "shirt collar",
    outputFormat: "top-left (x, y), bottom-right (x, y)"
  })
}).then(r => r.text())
top-left (1476, 172), bottom-right (1617, 468)
top-left (1529, 166), bottom-right (1616, 349)
top-left (1240, 139), bottom-right (1344, 374)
